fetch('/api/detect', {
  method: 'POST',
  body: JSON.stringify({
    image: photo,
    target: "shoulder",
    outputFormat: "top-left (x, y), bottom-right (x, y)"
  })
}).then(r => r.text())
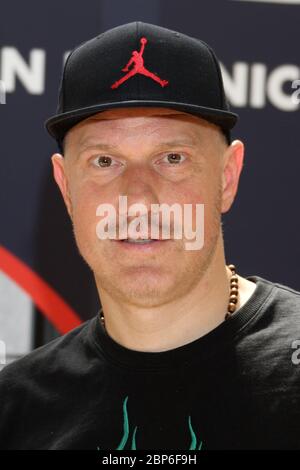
top-left (248, 274), bottom-right (300, 300)
top-left (254, 275), bottom-right (300, 306)
top-left (246, 274), bottom-right (300, 333)
top-left (0, 316), bottom-right (95, 391)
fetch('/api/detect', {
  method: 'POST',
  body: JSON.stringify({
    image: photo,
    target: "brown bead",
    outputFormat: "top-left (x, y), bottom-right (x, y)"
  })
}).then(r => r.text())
top-left (228, 302), bottom-right (236, 313)
top-left (225, 264), bottom-right (239, 320)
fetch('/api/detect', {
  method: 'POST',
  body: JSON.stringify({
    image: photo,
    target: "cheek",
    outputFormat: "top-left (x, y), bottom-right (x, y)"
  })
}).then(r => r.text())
top-left (175, 172), bottom-right (218, 209)
top-left (176, 174), bottom-right (221, 237)
top-left (69, 179), bottom-right (105, 240)
top-left (69, 176), bottom-right (103, 210)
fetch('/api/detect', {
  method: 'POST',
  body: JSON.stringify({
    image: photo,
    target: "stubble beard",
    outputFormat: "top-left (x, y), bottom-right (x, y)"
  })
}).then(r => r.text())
top-left (90, 186), bottom-right (223, 309)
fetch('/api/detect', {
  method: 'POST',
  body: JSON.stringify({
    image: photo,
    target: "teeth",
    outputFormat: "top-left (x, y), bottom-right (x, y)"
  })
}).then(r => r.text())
top-left (124, 239), bottom-right (155, 243)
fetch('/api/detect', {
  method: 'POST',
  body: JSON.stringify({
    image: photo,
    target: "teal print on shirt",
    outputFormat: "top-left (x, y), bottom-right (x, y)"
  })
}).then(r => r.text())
top-left (97, 396), bottom-right (203, 450)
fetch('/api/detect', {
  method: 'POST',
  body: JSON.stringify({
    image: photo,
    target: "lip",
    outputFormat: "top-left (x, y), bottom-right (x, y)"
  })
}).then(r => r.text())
top-left (111, 239), bottom-right (172, 251)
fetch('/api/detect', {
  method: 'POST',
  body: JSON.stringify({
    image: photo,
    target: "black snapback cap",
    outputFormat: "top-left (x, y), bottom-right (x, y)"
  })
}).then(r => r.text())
top-left (45, 21), bottom-right (238, 151)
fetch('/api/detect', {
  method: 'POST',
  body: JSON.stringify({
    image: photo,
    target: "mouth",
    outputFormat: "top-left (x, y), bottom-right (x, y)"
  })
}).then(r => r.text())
top-left (112, 238), bottom-right (171, 250)
top-left (121, 238), bottom-right (160, 244)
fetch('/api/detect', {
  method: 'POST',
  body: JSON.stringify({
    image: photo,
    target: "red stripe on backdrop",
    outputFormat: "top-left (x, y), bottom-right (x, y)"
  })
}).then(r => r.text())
top-left (0, 245), bottom-right (82, 334)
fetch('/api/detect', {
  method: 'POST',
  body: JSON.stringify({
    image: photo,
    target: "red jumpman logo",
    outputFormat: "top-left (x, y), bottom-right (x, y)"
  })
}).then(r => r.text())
top-left (111, 37), bottom-right (169, 89)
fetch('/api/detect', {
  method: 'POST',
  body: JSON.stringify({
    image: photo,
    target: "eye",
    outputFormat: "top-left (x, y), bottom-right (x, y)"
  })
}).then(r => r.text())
top-left (91, 155), bottom-right (119, 168)
top-left (160, 152), bottom-right (186, 165)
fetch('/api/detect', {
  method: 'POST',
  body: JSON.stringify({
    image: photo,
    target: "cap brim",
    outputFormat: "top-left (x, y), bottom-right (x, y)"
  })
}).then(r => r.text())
top-left (45, 100), bottom-right (238, 144)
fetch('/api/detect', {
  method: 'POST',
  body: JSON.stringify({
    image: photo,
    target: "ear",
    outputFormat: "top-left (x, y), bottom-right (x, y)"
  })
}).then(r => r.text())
top-left (51, 153), bottom-right (73, 219)
top-left (221, 140), bottom-right (244, 214)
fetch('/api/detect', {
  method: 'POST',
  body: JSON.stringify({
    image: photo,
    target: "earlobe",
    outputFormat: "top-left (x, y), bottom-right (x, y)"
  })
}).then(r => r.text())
top-left (51, 153), bottom-right (73, 219)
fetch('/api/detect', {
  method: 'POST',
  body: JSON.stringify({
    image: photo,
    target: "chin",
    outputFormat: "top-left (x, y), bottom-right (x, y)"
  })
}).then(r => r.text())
top-left (117, 287), bottom-right (174, 308)
top-left (97, 268), bottom-right (178, 306)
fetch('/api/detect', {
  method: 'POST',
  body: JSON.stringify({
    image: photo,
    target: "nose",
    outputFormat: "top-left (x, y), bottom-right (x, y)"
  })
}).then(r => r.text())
top-left (118, 163), bottom-right (160, 212)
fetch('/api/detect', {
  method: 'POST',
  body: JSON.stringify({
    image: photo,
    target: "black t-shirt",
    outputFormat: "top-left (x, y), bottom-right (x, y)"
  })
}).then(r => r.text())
top-left (0, 275), bottom-right (300, 450)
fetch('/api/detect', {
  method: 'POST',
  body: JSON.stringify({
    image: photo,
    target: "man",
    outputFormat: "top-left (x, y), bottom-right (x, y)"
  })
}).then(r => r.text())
top-left (0, 21), bottom-right (300, 450)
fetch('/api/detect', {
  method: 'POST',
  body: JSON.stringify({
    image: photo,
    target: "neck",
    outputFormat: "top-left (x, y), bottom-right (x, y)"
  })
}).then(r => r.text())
top-left (96, 238), bottom-right (240, 352)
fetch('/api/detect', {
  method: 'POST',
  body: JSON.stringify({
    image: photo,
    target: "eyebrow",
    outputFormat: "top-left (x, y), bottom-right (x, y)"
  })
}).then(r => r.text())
top-left (78, 138), bottom-right (198, 153)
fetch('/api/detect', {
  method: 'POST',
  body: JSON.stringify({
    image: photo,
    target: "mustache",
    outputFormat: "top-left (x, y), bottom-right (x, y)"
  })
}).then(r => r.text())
top-left (100, 212), bottom-right (183, 239)
top-left (115, 212), bottom-right (182, 231)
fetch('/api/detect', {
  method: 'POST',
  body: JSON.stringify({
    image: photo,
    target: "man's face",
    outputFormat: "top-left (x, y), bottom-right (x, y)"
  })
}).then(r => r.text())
top-left (52, 107), bottom-right (243, 308)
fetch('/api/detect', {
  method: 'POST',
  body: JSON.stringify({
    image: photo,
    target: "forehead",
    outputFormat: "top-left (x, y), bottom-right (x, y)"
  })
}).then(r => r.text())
top-left (82, 107), bottom-right (197, 119)
top-left (65, 107), bottom-right (216, 145)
